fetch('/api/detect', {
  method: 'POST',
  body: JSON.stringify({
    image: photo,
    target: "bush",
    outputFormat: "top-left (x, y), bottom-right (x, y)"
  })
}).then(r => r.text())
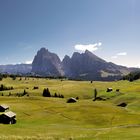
top-left (76, 96), bottom-right (79, 100)
top-left (10, 75), bottom-right (16, 80)
top-left (60, 94), bottom-right (64, 98)
top-left (0, 84), bottom-right (14, 91)
top-left (0, 76), bottom-right (3, 81)
top-left (23, 89), bottom-right (28, 96)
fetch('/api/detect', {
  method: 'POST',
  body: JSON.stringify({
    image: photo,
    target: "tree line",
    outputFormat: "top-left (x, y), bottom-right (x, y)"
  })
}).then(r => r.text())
top-left (42, 88), bottom-right (64, 98)
top-left (122, 71), bottom-right (140, 82)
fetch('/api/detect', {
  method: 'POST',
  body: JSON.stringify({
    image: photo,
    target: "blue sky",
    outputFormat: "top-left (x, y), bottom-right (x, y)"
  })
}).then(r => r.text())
top-left (0, 0), bottom-right (140, 67)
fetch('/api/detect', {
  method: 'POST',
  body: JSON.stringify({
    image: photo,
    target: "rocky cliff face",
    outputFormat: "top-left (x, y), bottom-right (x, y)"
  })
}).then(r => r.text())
top-left (0, 48), bottom-right (137, 80)
top-left (62, 55), bottom-right (71, 76)
top-left (62, 50), bottom-right (132, 80)
top-left (32, 48), bottom-right (63, 76)
top-left (31, 48), bottom-right (136, 80)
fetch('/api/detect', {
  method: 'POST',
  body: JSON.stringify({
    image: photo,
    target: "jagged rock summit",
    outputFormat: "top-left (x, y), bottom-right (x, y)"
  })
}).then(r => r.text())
top-left (62, 50), bottom-right (131, 80)
top-left (0, 48), bottom-right (138, 81)
top-left (31, 48), bottom-right (135, 81)
top-left (32, 48), bottom-right (64, 76)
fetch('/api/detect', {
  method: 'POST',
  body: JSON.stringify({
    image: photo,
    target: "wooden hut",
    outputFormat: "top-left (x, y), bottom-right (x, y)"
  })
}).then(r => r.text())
top-left (106, 88), bottom-right (113, 92)
top-left (0, 111), bottom-right (16, 124)
top-left (0, 104), bottom-right (9, 112)
top-left (67, 97), bottom-right (77, 103)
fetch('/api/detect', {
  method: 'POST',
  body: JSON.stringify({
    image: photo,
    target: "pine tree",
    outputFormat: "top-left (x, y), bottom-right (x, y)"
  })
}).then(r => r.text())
top-left (46, 88), bottom-right (51, 97)
top-left (23, 89), bottom-right (27, 96)
top-left (54, 93), bottom-right (58, 97)
top-left (93, 88), bottom-right (97, 101)
top-left (43, 88), bottom-right (51, 97)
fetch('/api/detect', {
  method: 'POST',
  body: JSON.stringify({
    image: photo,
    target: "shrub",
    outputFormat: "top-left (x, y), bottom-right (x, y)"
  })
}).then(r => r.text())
top-left (0, 76), bottom-right (3, 81)
top-left (10, 75), bottom-right (16, 80)
top-left (0, 84), bottom-right (14, 91)
top-left (76, 96), bottom-right (79, 100)
top-left (60, 94), bottom-right (64, 98)
top-left (23, 89), bottom-right (28, 96)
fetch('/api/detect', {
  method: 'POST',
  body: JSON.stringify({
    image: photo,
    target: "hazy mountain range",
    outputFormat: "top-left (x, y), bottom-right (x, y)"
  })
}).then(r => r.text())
top-left (0, 64), bottom-right (32, 74)
top-left (0, 48), bottom-right (138, 81)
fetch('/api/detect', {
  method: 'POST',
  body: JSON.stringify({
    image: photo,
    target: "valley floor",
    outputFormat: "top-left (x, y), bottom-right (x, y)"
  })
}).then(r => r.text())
top-left (0, 77), bottom-right (140, 139)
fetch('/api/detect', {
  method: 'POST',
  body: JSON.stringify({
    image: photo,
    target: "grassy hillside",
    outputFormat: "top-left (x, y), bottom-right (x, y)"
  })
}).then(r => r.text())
top-left (0, 77), bottom-right (140, 139)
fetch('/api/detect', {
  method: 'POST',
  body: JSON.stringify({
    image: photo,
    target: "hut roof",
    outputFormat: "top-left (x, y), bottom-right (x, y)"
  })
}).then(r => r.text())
top-left (4, 111), bottom-right (16, 118)
top-left (107, 88), bottom-right (113, 90)
top-left (0, 104), bottom-right (9, 109)
top-left (67, 97), bottom-right (77, 103)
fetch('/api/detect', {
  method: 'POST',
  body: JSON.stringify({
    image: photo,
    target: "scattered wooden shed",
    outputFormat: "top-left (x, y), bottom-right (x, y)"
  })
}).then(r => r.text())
top-left (106, 88), bottom-right (113, 92)
top-left (116, 89), bottom-right (120, 92)
top-left (0, 104), bottom-right (9, 112)
top-left (0, 111), bottom-right (16, 124)
top-left (33, 86), bottom-right (39, 90)
top-left (67, 97), bottom-right (77, 103)
top-left (117, 102), bottom-right (127, 107)
top-left (93, 97), bottom-right (106, 101)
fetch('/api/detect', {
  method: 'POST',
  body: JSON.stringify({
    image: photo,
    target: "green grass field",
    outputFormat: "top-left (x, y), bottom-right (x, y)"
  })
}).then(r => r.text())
top-left (0, 77), bottom-right (140, 140)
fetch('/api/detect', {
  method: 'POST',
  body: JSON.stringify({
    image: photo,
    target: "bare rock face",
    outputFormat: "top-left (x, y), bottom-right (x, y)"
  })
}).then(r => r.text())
top-left (62, 50), bottom-right (131, 81)
top-left (62, 50), bottom-right (106, 80)
top-left (0, 48), bottom-right (138, 80)
top-left (32, 48), bottom-right (63, 76)
top-left (62, 55), bottom-right (71, 76)
top-left (32, 48), bottom-right (134, 80)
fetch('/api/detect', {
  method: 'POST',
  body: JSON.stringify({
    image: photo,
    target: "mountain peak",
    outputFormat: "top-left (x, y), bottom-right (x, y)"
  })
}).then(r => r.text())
top-left (84, 50), bottom-right (98, 57)
top-left (32, 48), bottom-right (63, 76)
top-left (37, 48), bottom-right (49, 55)
top-left (72, 52), bottom-right (81, 57)
top-left (63, 55), bottom-right (70, 61)
top-left (85, 49), bottom-right (92, 54)
top-left (38, 47), bottom-right (48, 52)
top-left (31, 48), bottom-right (134, 80)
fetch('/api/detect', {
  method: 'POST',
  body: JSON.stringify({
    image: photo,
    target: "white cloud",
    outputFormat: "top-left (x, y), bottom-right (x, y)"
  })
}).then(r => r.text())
top-left (117, 52), bottom-right (127, 56)
top-left (98, 42), bottom-right (102, 46)
top-left (74, 42), bottom-right (102, 52)
top-left (111, 52), bottom-right (127, 59)
top-left (111, 56), bottom-right (118, 59)
top-left (135, 64), bottom-right (140, 68)
top-left (25, 60), bottom-right (32, 64)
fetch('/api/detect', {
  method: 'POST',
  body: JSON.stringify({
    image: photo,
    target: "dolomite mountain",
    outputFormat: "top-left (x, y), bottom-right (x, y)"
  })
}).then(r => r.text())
top-left (31, 48), bottom-right (135, 81)
top-left (32, 48), bottom-right (64, 76)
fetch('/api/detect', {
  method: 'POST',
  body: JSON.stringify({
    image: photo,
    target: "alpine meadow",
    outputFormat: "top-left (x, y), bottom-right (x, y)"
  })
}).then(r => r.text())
top-left (0, 0), bottom-right (140, 140)
top-left (0, 76), bottom-right (140, 139)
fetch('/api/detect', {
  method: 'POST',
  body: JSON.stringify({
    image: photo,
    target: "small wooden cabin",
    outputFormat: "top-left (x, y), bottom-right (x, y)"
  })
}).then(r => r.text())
top-left (0, 111), bottom-right (16, 124)
top-left (106, 88), bottom-right (113, 92)
top-left (0, 104), bottom-right (9, 112)
top-left (67, 97), bottom-right (77, 103)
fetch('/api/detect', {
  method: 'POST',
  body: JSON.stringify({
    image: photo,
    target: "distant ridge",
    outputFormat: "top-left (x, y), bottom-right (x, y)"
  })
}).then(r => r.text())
top-left (0, 64), bottom-right (31, 74)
